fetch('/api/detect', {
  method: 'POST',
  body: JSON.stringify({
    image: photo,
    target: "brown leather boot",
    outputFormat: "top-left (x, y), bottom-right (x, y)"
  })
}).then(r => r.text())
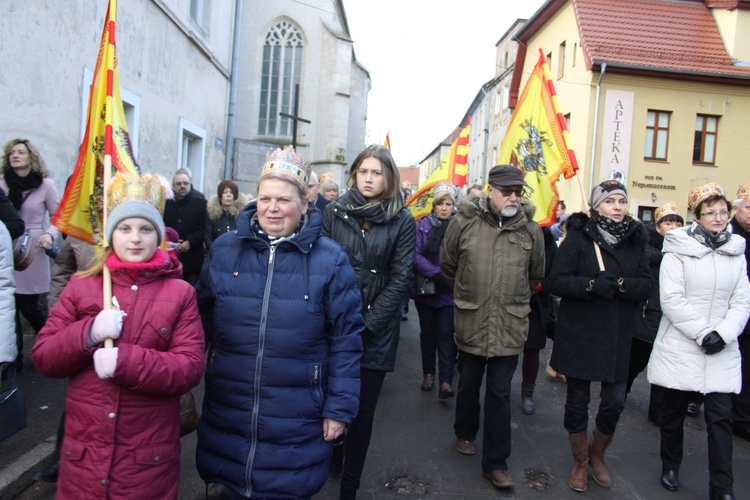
top-left (568, 431), bottom-right (588, 492)
top-left (589, 428), bottom-right (614, 487)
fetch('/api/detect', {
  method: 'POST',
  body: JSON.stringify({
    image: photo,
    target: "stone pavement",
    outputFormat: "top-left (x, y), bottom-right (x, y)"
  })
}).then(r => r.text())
top-left (5, 302), bottom-right (750, 498)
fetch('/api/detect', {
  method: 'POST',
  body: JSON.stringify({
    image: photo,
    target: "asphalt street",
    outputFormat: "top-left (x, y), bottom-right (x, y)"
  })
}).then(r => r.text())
top-left (4, 301), bottom-right (750, 499)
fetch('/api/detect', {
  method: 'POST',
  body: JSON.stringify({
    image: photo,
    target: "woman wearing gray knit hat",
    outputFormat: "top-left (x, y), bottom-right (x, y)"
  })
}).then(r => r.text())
top-left (412, 182), bottom-right (457, 398)
top-left (31, 172), bottom-right (205, 498)
top-left (546, 179), bottom-right (653, 492)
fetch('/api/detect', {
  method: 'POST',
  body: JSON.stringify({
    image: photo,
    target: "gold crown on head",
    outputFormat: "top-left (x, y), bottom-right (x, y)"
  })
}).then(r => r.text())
top-left (655, 202), bottom-right (680, 222)
top-left (261, 147), bottom-right (311, 193)
top-left (737, 184), bottom-right (750, 200)
top-left (106, 172), bottom-right (167, 217)
top-left (687, 182), bottom-right (724, 213)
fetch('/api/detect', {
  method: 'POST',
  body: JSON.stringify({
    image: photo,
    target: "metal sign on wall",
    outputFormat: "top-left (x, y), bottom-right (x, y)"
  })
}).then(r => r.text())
top-left (599, 89), bottom-right (635, 185)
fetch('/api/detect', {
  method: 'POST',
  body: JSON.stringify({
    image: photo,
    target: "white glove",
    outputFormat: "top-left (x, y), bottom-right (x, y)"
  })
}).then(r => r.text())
top-left (93, 347), bottom-right (119, 379)
top-left (88, 309), bottom-right (127, 347)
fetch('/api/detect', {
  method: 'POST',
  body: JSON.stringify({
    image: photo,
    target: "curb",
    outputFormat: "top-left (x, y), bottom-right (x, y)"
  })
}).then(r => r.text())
top-left (0, 435), bottom-right (55, 498)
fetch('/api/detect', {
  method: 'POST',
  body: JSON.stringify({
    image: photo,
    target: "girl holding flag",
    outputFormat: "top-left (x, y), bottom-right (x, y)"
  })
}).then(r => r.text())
top-left (31, 172), bottom-right (205, 499)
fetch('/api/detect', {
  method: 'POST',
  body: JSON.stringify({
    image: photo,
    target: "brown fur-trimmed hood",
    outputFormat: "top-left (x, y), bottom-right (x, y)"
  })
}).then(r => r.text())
top-left (206, 192), bottom-right (250, 222)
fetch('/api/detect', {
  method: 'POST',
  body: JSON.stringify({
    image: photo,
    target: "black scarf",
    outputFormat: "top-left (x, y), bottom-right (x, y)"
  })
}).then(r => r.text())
top-left (595, 214), bottom-right (630, 241)
top-left (5, 169), bottom-right (43, 210)
top-left (425, 213), bottom-right (451, 259)
top-left (688, 222), bottom-right (731, 250)
top-left (345, 189), bottom-right (404, 226)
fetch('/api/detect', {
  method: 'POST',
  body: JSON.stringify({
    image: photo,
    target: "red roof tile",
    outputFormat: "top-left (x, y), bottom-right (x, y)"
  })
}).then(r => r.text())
top-left (398, 166), bottom-right (420, 185)
top-left (573, 0), bottom-right (750, 78)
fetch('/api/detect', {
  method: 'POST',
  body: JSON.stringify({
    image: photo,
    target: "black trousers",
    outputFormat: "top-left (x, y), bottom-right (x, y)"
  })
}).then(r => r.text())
top-left (564, 377), bottom-right (626, 435)
top-left (626, 338), bottom-right (665, 423)
top-left (453, 350), bottom-right (518, 472)
top-left (340, 368), bottom-right (386, 491)
top-left (626, 338), bottom-right (653, 393)
top-left (661, 389), bottom-right (733, 497)
top-left (415, 302), bottom-right (455, 384)
top-left (732, 333), bottom-right (750, 430)
top-left (15, 294), bottom-right (47, 368)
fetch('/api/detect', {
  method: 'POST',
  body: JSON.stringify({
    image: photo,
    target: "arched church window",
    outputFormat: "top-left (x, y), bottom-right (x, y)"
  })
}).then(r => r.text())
top-left (258, 20), bottom-right (303, 137)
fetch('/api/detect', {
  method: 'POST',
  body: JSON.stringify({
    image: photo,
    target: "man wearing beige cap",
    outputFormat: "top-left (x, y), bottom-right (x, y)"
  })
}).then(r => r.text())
top-left (730, 185), bottom-right (750, 442)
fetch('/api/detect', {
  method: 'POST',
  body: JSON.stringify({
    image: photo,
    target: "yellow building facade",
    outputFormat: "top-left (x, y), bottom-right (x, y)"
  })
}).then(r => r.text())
top-left (511, 0), bottom-right (750, 222)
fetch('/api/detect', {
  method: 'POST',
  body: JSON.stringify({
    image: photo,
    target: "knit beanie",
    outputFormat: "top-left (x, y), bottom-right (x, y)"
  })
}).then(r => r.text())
top-left (589, 179), bottom-right (627, 210)
top-left (105, 201), bottom-right (165, 244)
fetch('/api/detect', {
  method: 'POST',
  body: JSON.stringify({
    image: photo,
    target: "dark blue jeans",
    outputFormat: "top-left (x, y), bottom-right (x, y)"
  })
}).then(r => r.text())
top-left (564, 377), bottom-right (626, 435)
top-left (661, 388), bottom-right (733, 497)
top-left (454, 350), bottom-right (518, 472)
top-left (415, 302), bottom-right (455, 384)
top-left (340, 368), bottom-right (386, 491)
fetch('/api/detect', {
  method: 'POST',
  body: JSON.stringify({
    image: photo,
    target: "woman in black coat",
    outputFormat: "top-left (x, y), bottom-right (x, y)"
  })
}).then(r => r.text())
top-left (322, 144), bottom-right (416, 500)
top-left (520, 226), bottom-right (557, 415)
top-left (203, 180), bottom-right (249, 249)
top-left (626, 203), bottom-right (683, 425)
top-left (546, 180), bottom-right (653, 493)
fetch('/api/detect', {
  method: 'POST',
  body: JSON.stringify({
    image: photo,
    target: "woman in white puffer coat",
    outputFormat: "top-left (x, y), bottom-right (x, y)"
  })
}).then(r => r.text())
top-left (648, 182), bottom-right (750, 500)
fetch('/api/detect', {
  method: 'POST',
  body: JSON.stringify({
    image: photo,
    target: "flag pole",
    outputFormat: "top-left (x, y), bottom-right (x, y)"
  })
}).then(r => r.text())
top-left (575, 171), bottom-right (590, 208)
top-left (103, 154), bottom-right (114, 349)
top-left (102, 0), bottom-right (116, 349)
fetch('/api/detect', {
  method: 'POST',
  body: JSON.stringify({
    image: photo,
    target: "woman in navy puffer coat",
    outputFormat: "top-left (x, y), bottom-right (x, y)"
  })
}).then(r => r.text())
top-left (196, 149), bottom-right (365, 499)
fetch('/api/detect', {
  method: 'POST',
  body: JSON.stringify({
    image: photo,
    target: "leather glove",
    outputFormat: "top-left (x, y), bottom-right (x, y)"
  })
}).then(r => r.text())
top-left (587, 273), bottom-right (618, 298)
top-left (93, 347), bottom-right (119, 379)
top-left (88, 309), bottom-right (127, 347)
top-left (701, 331), bottom-right (726, 355)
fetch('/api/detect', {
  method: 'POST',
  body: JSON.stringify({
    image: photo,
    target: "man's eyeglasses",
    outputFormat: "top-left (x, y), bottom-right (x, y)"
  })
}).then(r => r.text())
top-left (498, 187), bottom-right (525, 198)
top-left (699, 210), bottom-right (730, 219)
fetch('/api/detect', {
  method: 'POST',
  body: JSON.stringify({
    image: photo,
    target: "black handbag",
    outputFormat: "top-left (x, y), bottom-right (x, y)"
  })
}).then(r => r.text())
top-left (414, 273), bottom-right (437, 296)
top-left (0, 364), bottom-right (28, 442)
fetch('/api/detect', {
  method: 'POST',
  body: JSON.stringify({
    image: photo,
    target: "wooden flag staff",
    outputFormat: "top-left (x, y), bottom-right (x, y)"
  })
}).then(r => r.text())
top-left (103, 155), bottom-right (115, 349)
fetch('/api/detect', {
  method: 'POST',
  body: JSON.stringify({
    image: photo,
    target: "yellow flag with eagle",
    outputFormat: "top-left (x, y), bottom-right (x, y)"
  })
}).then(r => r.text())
top-left (497, 50), bottom-right (578, 226)
top-left (52, 0), bottom-right (140, 246)
top-left (406, 119), bottom-right (470, 221)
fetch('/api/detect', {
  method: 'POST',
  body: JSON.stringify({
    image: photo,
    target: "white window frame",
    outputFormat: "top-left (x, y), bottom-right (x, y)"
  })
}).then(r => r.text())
top-left (177, 117), bottom-right (206, 193)
top-left (190, 0), bottom-right (212, 34)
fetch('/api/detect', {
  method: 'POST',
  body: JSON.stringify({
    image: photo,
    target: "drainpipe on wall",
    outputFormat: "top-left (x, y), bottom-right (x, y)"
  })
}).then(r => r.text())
top-left (480, 86), bottom-right (490, 185)
top-left (588, 62), bottom-right (607, 196)
top-left (223, 0), bottom-right (244, 180)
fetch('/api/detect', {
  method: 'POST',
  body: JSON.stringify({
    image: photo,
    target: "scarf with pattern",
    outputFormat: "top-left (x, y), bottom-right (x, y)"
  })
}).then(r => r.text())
top-left (345, 189), bottom-right (404, 226)
top-left (688, 221), bottom-right (731, 250)
top-left (595, 214), bottom-right (630, 242)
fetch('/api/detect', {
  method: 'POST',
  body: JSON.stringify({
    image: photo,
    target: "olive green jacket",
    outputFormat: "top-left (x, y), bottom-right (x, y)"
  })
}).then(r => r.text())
top-left (440, 196), bottom-right (544, 357)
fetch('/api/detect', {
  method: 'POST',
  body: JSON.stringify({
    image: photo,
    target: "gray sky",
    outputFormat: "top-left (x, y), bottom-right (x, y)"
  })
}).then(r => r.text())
top-left (345, 0), bottom-right (547, 166)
